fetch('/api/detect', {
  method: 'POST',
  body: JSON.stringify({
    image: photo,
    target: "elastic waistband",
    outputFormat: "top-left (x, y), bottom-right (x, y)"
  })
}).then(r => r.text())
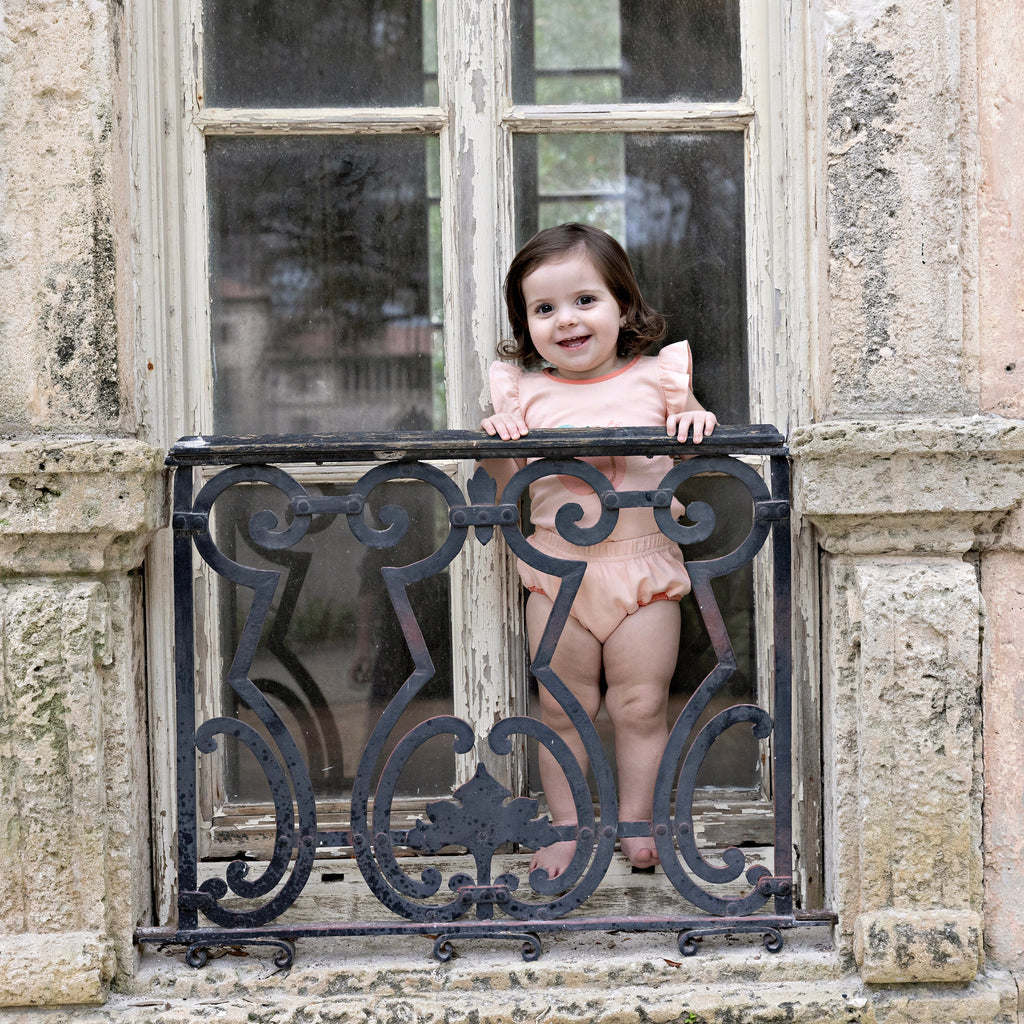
top-left (529, 528), bottom-right (680, 561)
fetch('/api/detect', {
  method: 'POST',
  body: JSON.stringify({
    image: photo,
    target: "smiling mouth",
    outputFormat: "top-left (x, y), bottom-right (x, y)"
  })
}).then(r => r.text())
top-left (557, 335), bottom-right (589, 348)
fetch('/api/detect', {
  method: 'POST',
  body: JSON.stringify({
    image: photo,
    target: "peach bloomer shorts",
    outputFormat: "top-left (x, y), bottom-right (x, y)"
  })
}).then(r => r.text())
top-left (517, 528), bottom-right (691, 644)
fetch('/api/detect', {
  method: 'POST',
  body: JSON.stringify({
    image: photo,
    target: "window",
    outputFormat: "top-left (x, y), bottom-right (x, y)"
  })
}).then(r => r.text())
top-left (136, 0), bottom-right (812, 913)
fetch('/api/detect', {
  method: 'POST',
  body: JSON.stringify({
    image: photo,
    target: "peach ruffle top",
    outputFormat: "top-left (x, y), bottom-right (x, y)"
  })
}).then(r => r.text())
top-left (488, 341), bottom-right (694, 541)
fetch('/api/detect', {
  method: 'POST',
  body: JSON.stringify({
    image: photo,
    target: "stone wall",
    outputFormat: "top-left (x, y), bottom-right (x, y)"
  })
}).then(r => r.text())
top-left (0, 0), bottom-right (1021, 1018)
top-left (803, 0), bottom-right (1024, 991)
top-left (0, 0), bottom-right (165, 1008)
top-left (792, 419), bottom-right (1023, 985)
top-left (0, 0), bottom-right (135, 434)
top-left (817, 0), bottom-right (972, 418)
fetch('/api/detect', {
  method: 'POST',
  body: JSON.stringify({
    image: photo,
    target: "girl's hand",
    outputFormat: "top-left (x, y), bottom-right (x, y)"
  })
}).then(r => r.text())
top-left (666, 410), bottom-right (717, 444)
top-left (481, 411), bottom-right (529, 440)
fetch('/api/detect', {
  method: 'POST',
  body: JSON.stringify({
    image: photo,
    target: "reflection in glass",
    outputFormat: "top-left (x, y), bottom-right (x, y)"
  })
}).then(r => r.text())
top-left (202, 0), bottom-right (436, 108)
top-left (215, 480), bottom-right (455, 804)
top-left (512, 0), bottom-right (741, 105)
top-left (208, 136), bottom-right (444, 434)
top-left (536, 134), bottom-right (624, 197)
top-left (515, 132), bottom-right (748, 422)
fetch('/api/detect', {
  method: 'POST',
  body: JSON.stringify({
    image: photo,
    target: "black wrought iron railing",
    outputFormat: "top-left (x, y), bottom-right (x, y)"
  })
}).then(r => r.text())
top-left (137, 427), bottom-right (833, 967)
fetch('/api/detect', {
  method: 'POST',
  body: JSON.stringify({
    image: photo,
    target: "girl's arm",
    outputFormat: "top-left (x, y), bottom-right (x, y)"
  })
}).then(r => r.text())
top-left (481, 409), bottom-right (528, 440)
top-left (479, 361), bottom-right (529, 491)
top-left (479, 413), bottom-right (527, 496)
top-left (477, 454), bottom-right (524, 500)
top-left (657, 341), bottom-right (717, 444)
top-left (666, 391), bottom-right (717, 445)
top-left (482, 360), bottom-right (528, 440)
top-left (479, 358), bottom-right (528, 493)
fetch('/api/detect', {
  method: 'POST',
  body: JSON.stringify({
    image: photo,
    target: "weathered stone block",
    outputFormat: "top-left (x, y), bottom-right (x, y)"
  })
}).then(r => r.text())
top-left (0, 931), bottom-right (115, 1006)
top-left (0, 583), bottom-right (110, 936)
top-left (821, 555), bottom-right (983, 963)
top-left (0, 438), bottom-right (167, 574)
top-left (0, 0), bottom-right (127, 433)
top-left (977, 0), bottom-right (1024, 418)
top-left (854, 909), bottom-right (982, 983)
top-left (853, 563), bottom-right (981, 911)
top-left (792, 418), bottom-right (1024, 553)
top-left (821, 0), bottom-right (968, 418)
top-left (0, 571), bottom-right (152, 1004)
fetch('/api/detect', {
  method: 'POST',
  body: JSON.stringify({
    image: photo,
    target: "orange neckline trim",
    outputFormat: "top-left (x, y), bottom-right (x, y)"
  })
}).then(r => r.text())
top-left (541, 355), bottom-right (642, 385)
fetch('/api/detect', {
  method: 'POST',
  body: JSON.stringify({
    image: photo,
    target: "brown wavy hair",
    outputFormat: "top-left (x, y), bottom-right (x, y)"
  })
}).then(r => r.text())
top-left (499, 223), bottom-right (667, 367)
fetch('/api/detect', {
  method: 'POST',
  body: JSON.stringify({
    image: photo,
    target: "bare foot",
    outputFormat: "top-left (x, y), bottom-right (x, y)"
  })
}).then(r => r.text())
top-left (529, 840), bottom-right (577, 880)
top-left (621, 836), bottom-right (660, 870)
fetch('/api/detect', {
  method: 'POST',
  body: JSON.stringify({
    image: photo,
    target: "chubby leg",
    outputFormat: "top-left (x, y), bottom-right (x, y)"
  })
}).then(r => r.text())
top-left (526, 591), bottom-right (603, 879)
top-left (602, 600), bottom-right (680, 869)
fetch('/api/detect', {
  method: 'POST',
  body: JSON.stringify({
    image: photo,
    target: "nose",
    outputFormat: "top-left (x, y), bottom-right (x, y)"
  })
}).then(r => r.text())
top-left (557, 304), bottom-right (578, 326)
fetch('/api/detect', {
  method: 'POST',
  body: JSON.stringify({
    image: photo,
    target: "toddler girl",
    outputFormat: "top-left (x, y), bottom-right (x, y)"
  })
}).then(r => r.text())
top-left (481, 223), bottom-right (717, 878)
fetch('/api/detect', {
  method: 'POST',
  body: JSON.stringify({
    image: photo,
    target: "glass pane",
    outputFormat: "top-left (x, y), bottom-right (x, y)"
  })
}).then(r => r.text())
top-left (515, 132), bottom-right (748, 422)
top-left (215, 479), bottom-right (455, 804)
top-left (208, 136), bottom-right (444, 434)
top-left (202, 0), bottom-right (436, 108)
top-left (512, 0), bottom-right (741, 104)
top-left (537, 134), bottom-right (624, 196)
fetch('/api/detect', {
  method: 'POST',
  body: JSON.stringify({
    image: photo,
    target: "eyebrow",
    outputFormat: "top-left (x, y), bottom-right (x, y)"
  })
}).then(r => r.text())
top-left (524, 283), bottom-right (607, 303)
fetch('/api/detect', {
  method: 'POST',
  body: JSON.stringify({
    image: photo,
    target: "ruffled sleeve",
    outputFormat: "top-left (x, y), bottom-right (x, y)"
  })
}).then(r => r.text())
top-left (656, 341), bottom-right (693, 415)
top-left (488, 361), bottom-right (524, 416)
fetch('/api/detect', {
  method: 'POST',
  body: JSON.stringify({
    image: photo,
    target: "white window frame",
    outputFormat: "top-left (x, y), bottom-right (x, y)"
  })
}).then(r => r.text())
top-left (131, 0), bottom-right (816, 919)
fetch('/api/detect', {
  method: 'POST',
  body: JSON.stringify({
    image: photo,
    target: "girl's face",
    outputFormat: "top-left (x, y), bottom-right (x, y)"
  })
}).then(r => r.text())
top-left (520, 252), bottom-right (625, 380)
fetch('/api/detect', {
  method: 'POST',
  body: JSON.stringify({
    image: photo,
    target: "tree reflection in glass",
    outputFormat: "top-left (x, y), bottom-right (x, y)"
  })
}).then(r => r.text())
top-left (207, 136), bottom-right (444, 435)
